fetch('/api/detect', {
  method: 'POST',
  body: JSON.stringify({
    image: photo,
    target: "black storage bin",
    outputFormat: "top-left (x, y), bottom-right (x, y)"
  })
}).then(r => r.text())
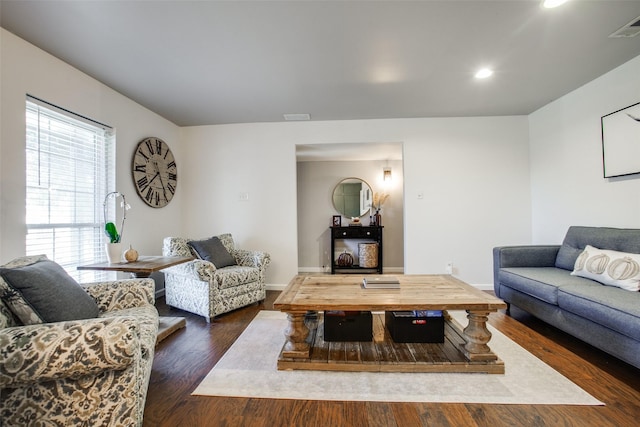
top-left (324, 311), bottom-right (373, 341)
top-left (385, 310), bottom-right (445, 343)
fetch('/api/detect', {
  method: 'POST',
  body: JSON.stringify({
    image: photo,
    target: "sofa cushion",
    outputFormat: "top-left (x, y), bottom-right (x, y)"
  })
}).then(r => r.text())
top-left (189, 236), bottom-right (237, 268)
top-left (556, 226), bottom-right (640, 271)
top-left (215, 266), bottom-right (260, 289)
top-left (499, 267), bottom-right (596, 305)
top-left (571, 245), bottom-right (640, 291)
top-left (558, 283), bottom-right (640, 341)
top-left (0, 259), bottom-right (100, 323)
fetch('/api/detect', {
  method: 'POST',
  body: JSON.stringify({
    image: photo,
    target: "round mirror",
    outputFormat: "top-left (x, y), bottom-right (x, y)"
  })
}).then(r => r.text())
top-left (332, 177), bottom-right (373, 218)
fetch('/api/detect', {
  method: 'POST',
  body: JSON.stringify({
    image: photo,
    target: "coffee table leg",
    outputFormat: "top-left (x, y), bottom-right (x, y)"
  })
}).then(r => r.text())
top-left (461, 310), bottom-right (498, 361)
top-left (282, 311), bottom-right (310, 358)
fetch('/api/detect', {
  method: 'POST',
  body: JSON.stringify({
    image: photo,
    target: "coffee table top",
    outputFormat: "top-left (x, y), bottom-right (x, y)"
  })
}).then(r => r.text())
top-left (274, 274), bottom-right (507, 312)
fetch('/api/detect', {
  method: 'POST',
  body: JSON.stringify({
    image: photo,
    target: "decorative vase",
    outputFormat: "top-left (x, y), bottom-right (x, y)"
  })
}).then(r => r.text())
top-left (124, 245), bottom-right (139, 263)
top-left (374, 210), bottom-right (382, 227)
top-left (106, 243), bottom-right (122, 263)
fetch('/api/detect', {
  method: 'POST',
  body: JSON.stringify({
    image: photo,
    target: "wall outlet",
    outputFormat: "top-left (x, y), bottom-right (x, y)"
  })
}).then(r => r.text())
top-left (446, 262), bottom-right (453, 275)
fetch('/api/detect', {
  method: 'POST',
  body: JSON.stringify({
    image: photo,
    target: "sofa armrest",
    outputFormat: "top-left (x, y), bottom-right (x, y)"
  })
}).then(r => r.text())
top-left (493, 245), bottom-right (561, 297)
top-left (82, 279), bottom-right (155, 312)
top-left (493, 245), bottom-right (560, 269)
top-left (234, 249), bottom-right (271, 270)
top-left (0, 316), bottom-right (138, 388)
top-left (162, 259), bottom-right (216, 282)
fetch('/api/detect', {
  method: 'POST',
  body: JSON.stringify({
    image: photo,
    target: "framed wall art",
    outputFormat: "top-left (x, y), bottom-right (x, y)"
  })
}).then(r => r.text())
top-left (332, 215), bottom-right (341, 227)
top-left (601, 102), bottom-right (640, 178)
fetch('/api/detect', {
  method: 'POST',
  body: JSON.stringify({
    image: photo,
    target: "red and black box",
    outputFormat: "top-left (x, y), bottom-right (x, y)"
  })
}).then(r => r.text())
top-left (385, 310), bottom-right (445, 343)
top-left (323, 310), bottom-right (373, 341)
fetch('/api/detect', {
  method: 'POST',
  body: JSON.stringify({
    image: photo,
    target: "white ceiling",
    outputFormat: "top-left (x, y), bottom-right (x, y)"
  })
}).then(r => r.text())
top-left (2, 1), bottom-right (640, 127)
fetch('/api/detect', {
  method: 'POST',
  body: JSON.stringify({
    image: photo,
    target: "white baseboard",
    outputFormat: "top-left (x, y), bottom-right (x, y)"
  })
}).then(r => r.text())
top-left (266, 283), bottom-right (288, 291)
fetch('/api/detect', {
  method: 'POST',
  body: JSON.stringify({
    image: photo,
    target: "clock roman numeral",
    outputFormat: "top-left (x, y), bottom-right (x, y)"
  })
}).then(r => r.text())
top-left (134, 164), bottom-right (146, 173)
top-left (145, 139), bottom-right (154, 155)
top-left (156, 139), bottom-right (163, 155)
top-left (168, 160), bottom-right (176, 169)
top-left (137, 148), bottom-right (149, 161)
top-left (137, 176), bottom-right (148, 190)
top-left (167, 182), bottom-right (176, 195)
top-left (168, 172), bottom-right (177, 181)
top-left (145, 187), bottom-right (155, 203)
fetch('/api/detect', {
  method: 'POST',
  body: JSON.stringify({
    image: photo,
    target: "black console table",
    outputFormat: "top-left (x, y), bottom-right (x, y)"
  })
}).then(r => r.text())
top-left (330, 226), bottom-right (383, 274)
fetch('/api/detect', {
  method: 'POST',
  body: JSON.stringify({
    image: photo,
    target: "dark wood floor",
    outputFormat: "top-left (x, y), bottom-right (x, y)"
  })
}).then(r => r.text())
top-left (144, 291), bottom-right (640, 427)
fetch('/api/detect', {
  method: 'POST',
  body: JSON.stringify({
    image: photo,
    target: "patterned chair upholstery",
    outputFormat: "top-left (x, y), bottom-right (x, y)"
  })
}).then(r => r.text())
top-left (162, 233), bottom-right (270, 322)
top-left (0, 255), bottom-right (159, 427)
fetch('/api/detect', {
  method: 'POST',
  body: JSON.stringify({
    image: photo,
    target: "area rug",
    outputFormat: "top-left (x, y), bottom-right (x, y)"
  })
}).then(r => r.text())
top-left (192, 311), bottom-right (603, 405)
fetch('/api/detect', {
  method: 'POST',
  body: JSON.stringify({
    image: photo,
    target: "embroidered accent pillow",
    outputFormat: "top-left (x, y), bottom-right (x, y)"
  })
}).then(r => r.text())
top-left (571, 245), bottom-right (640, 291)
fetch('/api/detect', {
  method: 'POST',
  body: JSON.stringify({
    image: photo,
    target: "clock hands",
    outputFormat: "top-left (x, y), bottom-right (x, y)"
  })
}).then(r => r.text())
top-left (153, 161), bottom-right (170, 203)
top-left (148, 171), bottom-right (160, 185)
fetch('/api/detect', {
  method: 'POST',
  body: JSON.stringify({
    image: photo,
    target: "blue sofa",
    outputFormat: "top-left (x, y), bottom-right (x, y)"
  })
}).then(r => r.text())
top-left (494, 226), bottom-right (640, 369)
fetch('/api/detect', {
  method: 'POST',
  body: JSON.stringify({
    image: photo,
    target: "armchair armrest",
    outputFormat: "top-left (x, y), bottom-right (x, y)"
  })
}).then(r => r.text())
top-left (82, 279), bottom-right (155, 312)
top-left (0, 316), bottom-right (138, 388)
top-left (162, 259), bottom-right (216, 282)
top-left (234, 249), bottom-right (271, 270)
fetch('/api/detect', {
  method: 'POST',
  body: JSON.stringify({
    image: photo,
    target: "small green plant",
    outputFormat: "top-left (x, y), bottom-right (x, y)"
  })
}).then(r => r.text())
top-left (104, 221), bottom-right (121, 243)
top-left (103, 192), bottom-right (129, 244)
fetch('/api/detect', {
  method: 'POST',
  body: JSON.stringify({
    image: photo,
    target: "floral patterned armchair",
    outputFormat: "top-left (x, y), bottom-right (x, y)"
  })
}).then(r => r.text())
top-left (162, 233), bottom-right (270, 322)
top-left (0, 255), bottom-right (159, 427)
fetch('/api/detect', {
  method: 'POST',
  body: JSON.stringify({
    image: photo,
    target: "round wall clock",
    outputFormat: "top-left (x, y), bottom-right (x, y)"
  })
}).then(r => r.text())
top-left (132, 137), bottom-right (177, 208)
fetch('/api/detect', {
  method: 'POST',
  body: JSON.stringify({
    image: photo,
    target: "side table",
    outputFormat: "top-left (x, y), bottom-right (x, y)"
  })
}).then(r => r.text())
top-left (77, 255), bottom-right (193, 278)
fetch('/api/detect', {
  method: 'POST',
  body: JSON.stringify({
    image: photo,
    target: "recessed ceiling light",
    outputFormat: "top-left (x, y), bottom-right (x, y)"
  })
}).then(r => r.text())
top-left (542, 0), bottom-right (569, 9)
top-left (475, 68), bottom-right (493, 79)
top-left (283, 113), bottom-right (311, 121)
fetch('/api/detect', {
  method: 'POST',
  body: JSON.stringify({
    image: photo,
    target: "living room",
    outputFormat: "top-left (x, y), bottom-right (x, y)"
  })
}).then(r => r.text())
top-left (1, 1), bottom-right (640, 426)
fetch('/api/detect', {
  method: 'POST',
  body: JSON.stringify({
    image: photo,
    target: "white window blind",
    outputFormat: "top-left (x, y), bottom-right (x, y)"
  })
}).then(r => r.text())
top-left (25, 96), bottom-right (115, 282)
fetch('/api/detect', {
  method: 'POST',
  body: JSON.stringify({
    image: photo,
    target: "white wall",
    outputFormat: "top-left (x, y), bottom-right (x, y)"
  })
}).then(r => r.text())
top-left (0, 29), bottom-right (183, 264)
top-left (182, 117), bottom-right (531, 287)
top-left (297, 159), bottom-right (404, 272)
top-left (529, 55), bottom-right (640, 244)
top-left (1, 29), bottom-right (533, 289)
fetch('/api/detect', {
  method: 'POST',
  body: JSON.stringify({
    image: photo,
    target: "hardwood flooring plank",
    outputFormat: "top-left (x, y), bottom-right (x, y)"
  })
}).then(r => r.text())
top-left (366, 402), bottom-right (398, 427)
top-left (391, 402), bottom-right (425, 427)
top-left (342, 401), bottom-right (371, 427)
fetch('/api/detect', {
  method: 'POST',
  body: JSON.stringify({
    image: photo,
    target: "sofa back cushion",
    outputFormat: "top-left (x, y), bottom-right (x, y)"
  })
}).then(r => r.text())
top-left (556, 226), bottom-right (640, 271)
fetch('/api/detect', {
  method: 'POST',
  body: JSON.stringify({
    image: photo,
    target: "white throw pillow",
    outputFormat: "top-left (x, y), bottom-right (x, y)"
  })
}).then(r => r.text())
top-left (571, 245), bottom-right (640, 291)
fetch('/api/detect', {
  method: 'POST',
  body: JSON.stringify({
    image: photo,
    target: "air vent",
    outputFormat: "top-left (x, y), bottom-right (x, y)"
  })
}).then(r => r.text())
top-left (609, 15), bottom-right (640, 38)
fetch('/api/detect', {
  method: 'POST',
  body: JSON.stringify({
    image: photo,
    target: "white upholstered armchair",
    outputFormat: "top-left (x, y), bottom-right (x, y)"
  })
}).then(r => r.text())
top-left (162, 233), bottom-right (270, 321)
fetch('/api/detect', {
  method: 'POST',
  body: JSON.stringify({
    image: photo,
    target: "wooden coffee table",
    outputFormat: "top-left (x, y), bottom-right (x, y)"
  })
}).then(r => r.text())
top-left (273, 274), bottom-right (508, 374)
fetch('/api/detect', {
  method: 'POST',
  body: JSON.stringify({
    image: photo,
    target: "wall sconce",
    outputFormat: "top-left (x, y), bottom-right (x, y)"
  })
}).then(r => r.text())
top-left (383, 167), bottom-right (392, 182)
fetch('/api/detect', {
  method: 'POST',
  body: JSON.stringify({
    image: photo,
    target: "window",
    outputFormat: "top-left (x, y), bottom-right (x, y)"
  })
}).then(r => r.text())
top-left (25, 96), bottom-right (115, 282)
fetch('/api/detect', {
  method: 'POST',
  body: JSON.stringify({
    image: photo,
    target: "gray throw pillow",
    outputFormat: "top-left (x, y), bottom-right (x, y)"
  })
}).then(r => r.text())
top-left (189, 236), bottom-right (237, 268)
top-left (0, 260), bottom-right (100, 322)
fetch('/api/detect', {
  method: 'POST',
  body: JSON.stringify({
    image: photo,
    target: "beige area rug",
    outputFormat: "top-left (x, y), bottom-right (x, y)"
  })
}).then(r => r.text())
top-left (156, 316), bottom-right (186, 345)
top-left (192, 311), bottom-right (603, 405)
